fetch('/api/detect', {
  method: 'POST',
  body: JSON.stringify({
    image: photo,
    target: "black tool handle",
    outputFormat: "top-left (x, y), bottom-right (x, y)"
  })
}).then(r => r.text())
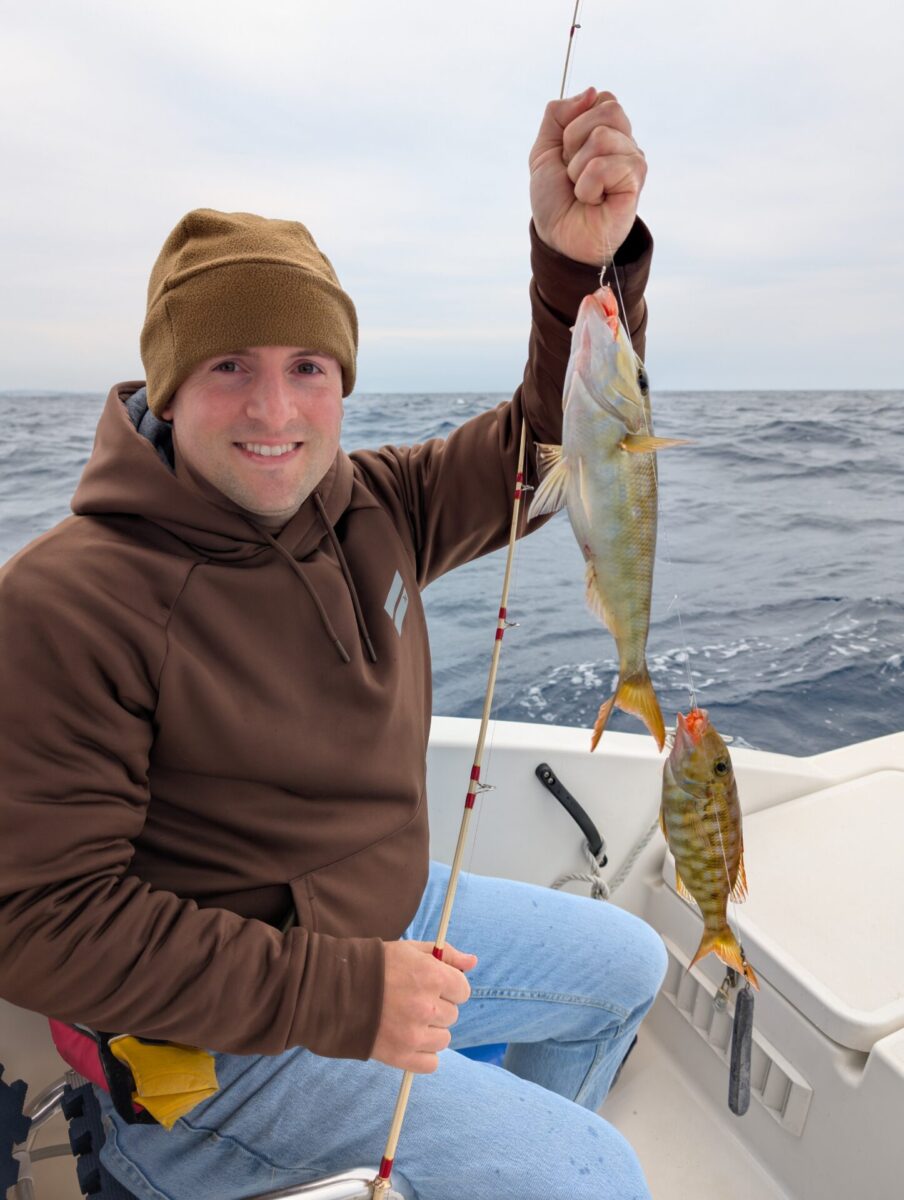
top-left (728, 985), bottom-right (754, 1116)
top-left (535, 762), bottom-right (606, 863)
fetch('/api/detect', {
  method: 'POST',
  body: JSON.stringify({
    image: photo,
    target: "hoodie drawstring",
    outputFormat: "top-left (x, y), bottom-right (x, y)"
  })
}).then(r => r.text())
top-left (312, 492), bottom-right (378, 664)
top-left (246, 496), bottom-right (378, 666)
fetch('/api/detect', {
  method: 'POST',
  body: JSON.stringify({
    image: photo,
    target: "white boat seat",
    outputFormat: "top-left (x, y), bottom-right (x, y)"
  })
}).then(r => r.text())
top-left (661, 768), bottom-right (904, 1052)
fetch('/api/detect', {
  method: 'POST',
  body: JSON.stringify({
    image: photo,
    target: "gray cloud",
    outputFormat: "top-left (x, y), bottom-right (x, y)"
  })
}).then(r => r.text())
top-left (2, 0), bottom-right (902, 391)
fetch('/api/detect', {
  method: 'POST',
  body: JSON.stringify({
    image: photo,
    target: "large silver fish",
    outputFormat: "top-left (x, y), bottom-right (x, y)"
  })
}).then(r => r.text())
top-left (528, 286), bottom-right (682, 751)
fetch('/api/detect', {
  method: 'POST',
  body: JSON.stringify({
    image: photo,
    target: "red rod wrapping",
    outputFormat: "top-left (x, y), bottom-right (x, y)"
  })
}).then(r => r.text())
top-left (379, 1156), bottom-right (393, 1179)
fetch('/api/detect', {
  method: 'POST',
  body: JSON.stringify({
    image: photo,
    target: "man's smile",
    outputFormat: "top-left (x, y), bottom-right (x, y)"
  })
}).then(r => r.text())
top-left (234, 441), bottom-right (303, 462)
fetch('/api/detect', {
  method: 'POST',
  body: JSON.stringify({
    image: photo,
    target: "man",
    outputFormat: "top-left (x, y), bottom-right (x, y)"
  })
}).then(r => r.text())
top-left (0, 88), bottom-right (667, 1198)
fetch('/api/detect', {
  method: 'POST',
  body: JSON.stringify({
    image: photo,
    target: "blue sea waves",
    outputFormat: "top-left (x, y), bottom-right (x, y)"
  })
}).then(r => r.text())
top-left (2, 389), bottom-right (902, 756)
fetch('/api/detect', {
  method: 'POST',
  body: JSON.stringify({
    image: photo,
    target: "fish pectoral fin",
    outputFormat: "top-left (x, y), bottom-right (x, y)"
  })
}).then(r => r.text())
top-left (528, 443), bottom-right (570, 518)
top-left (620, 433), bottom-right (690, 453)
top-left (730, 843), bottom-right (749, 903)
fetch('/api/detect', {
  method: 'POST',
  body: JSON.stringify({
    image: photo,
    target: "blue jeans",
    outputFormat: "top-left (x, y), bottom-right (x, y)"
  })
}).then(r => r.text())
top-left (100, 861), bottom-right (667, 1200)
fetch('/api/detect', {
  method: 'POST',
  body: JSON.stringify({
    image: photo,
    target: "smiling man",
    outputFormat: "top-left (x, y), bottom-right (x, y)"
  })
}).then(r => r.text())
top-left (162, 345), bottom-right (345, 522)
top-left (0, 88), bottom-right (667, 1200)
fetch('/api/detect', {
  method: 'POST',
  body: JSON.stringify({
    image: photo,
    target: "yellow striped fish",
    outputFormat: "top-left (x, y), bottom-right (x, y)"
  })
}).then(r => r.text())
top-left (660, 707), bottom-right (758, 987)
top-left (528, 286), bottom-right (683, 751)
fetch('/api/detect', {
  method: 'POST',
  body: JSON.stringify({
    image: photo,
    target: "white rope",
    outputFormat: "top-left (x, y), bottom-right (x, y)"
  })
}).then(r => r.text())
top-left (552, 838), bottom-right (611, 899)
top-left (552, 817), bottom-right (660, 901)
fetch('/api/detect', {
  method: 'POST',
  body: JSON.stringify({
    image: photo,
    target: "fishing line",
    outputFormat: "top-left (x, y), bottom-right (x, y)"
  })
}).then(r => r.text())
top-left (714, 820), bottom-right (743, 948)
top-left (461, 0), bottom-right (587, 918)
top-left (667, 589), bottom-right (698, 710)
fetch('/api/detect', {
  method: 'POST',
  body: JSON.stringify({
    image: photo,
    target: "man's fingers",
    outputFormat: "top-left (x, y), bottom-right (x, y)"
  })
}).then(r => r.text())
top-left (438, 963), bottom-right (471, 1006)
top-left (530, 87), bottom-right (599, 163)
top-left (573, 154), bottom-right (647, 207)
top-left (402, 1050), bottom-right (441, 1075)
top-left (432, 999), bottom-right (459, 1029)
top-left (420, 1025), bottom-right (452, 1054)
top-left (562, 94), bottom-right (633, 165)
top-left (565, 126), bottom-right (640, 187)
top-left (440, 942), bottom-right (478, 973)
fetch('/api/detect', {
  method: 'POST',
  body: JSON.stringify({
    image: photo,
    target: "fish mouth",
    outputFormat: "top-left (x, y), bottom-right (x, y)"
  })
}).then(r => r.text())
top-left (674, 708), bottom-right (710, 755)
top-left (581, 286), bottom-right (620, 338)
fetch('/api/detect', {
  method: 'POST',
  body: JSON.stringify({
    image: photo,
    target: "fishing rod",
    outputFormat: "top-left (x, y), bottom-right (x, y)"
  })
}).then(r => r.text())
top-left (371, 425), bottom-right (529, 1198)
top-left (370, 9), bottom-right (586, 1196)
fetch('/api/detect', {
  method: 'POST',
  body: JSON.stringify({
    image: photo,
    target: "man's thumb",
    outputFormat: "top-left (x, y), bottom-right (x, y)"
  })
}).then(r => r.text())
top-left (557, 85), bottom-right (599, 123)
top-left (533, 87), bottom-right (598, 156)
top-left (441, 943), bottom-right (478, 972)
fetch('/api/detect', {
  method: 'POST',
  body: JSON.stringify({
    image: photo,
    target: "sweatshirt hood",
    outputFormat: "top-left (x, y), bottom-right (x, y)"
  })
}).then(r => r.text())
top-left (73, 382), bottom-right (355, 563)
top-left (73, 383), bottom-right (374, 663)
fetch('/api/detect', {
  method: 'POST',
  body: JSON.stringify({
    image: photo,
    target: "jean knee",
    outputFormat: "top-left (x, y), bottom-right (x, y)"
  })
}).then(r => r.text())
top-left (622, 913), bottom-right (668, 1014)
top-left (607, 1129), bottom-right (654, 1200)
top-left (569, 1122), bottom-right (653, 1200)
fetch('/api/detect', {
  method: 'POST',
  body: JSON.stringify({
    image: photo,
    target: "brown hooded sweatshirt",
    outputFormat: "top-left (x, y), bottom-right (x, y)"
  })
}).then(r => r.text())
top-left (0, 222), bottom-right (652, 1061)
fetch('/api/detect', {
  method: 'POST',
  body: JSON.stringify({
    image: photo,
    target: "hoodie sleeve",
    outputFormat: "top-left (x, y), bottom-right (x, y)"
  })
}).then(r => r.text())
top-left (356, 217), bottom-right (653, 587)
top-left (0, 539), bottom-right (383, 1060)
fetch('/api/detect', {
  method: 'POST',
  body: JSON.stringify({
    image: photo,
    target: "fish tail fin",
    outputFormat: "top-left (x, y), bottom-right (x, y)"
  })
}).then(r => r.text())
top-left (590, 668), bottom-right (665, 752)
top-left (691, 925), bottom-right (760, 991)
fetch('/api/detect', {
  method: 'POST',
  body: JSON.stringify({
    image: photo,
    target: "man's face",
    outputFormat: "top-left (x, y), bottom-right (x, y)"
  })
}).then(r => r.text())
top-left (163, 346), bottom-right (344, 522)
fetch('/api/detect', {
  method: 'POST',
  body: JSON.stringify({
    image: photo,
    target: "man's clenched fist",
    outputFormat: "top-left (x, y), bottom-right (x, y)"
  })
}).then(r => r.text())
top-left (372, 940), bottom-right (477, 1074)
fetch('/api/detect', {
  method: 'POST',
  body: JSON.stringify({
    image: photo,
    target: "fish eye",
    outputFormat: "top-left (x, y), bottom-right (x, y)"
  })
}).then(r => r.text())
top-left (636, 365), bottom-right (650, 396)
top-left (714, 760), bottom-right (729, 776)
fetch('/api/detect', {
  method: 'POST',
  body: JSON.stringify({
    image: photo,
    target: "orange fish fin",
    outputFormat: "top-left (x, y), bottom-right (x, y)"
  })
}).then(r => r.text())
top-left (589, 668), bottom-right (665, 752)
top-left (729, 843), bottom-right (749, 903)
top-left (691, 925), bottom-right (760, 991)
top-left (675, 869), bottom-right (696, 906)
top-left (528, 444), bottom-right (569, 518)
top-left (658, 804), bottom-right (667, 838)
top-left (617, 670), bottom-right (666, 750)
top-left (590, 696), bottom-right (615, 752)
top-left (620, 433), bottom-right (690, 453)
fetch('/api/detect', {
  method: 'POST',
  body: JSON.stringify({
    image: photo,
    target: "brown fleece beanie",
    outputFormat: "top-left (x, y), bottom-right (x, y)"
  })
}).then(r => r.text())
top-left (140, 208), bottom-right (358, 416)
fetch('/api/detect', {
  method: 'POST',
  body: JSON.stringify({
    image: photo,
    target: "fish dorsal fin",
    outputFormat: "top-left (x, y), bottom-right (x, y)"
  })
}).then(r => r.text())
top-left (730, 843), bottom-right (749, 903)
top-left (528, 444), bottom-right (570, 518)
top-left (620, 433), bottom-right (690, 453)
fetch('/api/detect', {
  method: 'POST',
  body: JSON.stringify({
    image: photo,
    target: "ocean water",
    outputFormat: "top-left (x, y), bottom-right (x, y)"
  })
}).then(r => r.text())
top-left (1, 389), bottom-right (902, 757)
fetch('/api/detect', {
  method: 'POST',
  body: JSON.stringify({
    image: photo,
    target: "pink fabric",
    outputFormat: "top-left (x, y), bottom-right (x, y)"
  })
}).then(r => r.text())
top-left (48, 1019), bottom-right (108, 1091)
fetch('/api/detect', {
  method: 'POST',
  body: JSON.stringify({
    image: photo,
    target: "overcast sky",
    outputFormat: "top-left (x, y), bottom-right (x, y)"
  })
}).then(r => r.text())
top-left (2, 0), bottom-right (902, 393)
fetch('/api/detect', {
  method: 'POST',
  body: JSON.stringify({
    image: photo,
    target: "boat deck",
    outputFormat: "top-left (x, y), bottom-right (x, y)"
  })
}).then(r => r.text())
top-left (606, 1017), bottom-right (788, 1199)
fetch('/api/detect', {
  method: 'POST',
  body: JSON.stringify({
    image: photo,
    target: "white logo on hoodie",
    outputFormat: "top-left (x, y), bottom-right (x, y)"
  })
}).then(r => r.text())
top-left (384, 570), bottom-right (408, 636)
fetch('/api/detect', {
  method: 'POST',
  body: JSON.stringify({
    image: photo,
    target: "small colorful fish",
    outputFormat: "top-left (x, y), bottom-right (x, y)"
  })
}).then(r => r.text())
top-left (660, 707), bottom-right (758, 987)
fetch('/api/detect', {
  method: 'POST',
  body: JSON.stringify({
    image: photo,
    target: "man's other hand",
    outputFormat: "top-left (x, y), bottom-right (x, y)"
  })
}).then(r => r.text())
top-left (372, 940), bottom-right (477, 1073)
top-left (529, 87), bottom-right (647, 267)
